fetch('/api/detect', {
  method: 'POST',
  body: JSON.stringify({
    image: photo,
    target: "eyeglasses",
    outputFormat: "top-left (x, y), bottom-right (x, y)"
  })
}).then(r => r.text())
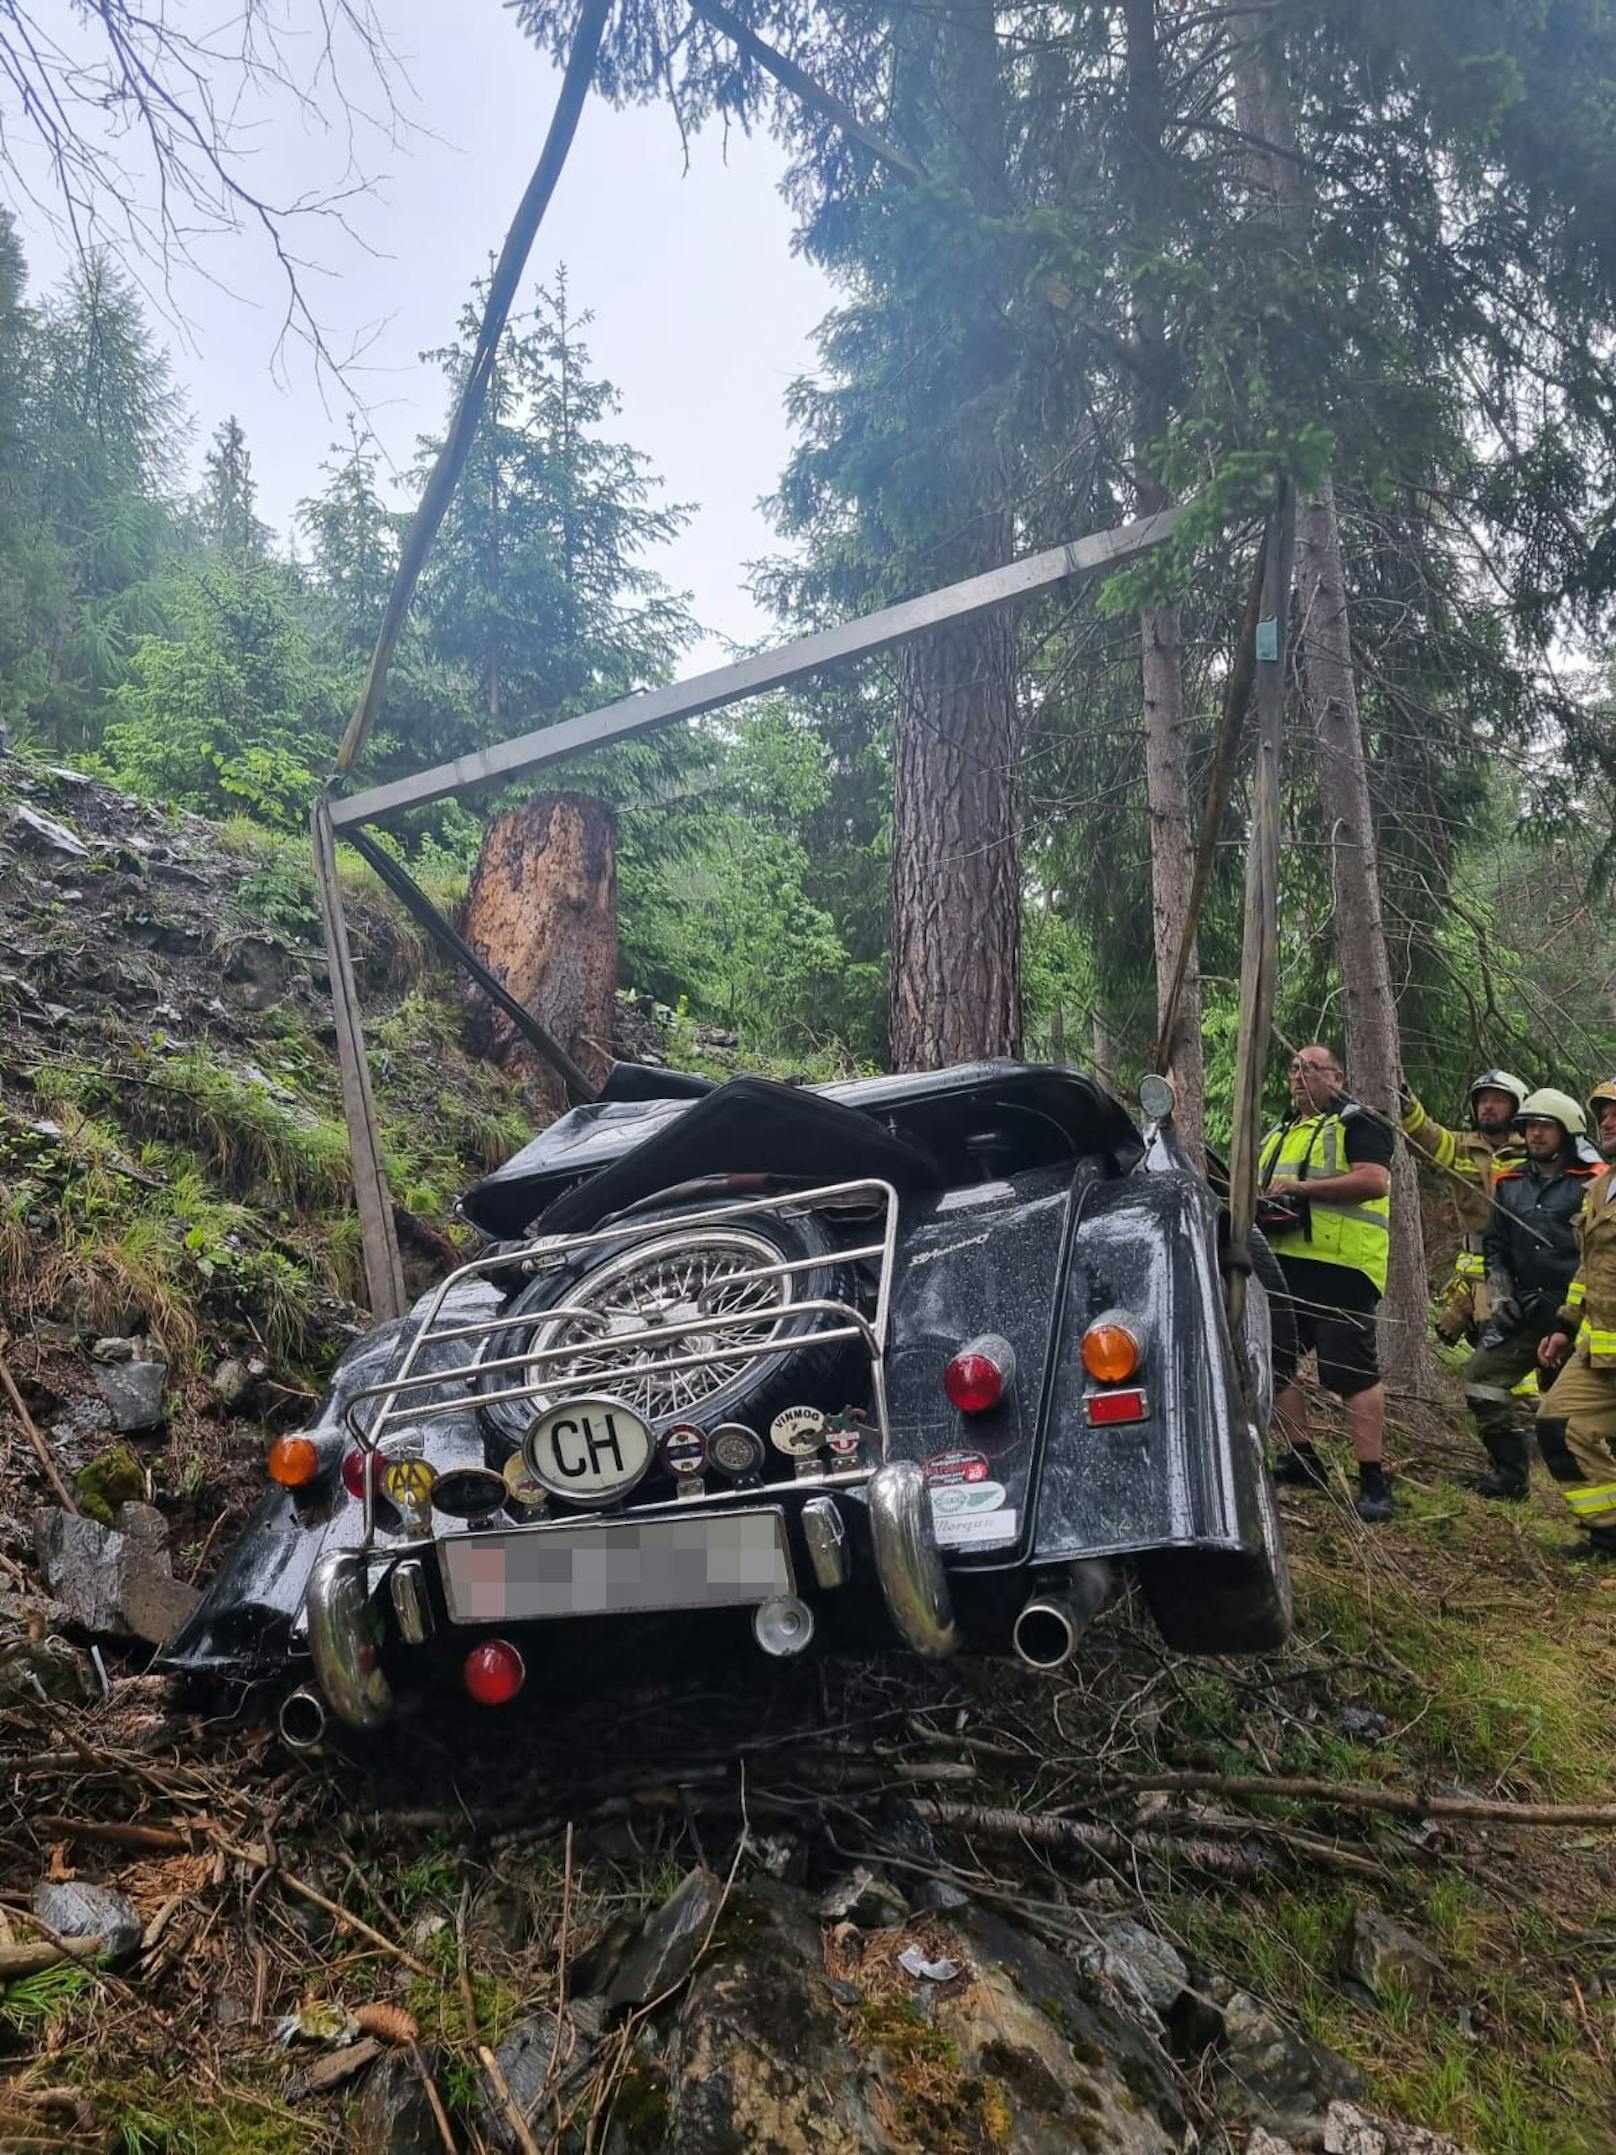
top-left (1290, 1060), bottom-right (1339, 1078)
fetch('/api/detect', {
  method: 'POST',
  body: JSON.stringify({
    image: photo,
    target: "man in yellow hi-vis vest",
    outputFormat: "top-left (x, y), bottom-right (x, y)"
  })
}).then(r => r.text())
top-left (1536, 1080), bottom-right (1616, 1557)
top-left (1258, 1044), bottom-right (1395, 1522)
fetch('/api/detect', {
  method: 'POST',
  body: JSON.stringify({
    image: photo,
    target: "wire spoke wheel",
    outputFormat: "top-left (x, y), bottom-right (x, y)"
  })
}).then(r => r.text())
top-left (509, 1227), bottom-right (796, 1424)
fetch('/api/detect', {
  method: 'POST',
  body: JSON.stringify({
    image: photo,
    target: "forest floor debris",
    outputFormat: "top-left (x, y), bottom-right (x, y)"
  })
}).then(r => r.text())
top-left (0, 1408), bottom-right (1613, 2153)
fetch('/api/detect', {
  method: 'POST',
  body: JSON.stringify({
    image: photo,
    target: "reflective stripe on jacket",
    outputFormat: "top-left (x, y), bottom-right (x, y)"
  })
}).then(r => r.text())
top-left (1561, 1165), bottom-right (1616, 1369)
top-left (1259, 1112), bottom-right (1390, 1294)
top-left (1400, 1096), bottom-right (1523, 1243)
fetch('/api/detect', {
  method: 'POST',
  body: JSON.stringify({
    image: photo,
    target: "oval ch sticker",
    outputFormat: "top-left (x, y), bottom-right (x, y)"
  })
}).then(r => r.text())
top-left (524, 1396), bottom-right (654, 1504)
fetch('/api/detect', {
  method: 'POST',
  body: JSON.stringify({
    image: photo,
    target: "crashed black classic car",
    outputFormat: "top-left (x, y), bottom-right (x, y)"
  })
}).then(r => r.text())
top-left (163, 1060), bottom-right (1292, 1743)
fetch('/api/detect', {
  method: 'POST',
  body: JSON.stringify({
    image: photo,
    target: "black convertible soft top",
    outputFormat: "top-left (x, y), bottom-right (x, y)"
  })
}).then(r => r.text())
top-left (461, 1060), bottom-right (1141, 1238)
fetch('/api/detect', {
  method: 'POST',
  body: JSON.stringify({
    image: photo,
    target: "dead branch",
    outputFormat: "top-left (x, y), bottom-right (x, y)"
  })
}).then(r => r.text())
top-left (1078, 1770), bottom-right (1616, 1828)
top-left (34, 1816), bottom-right (192, 1852)
top-left (0, 1935), bottom-right (108, 1979)
top-left (910, 1801), bottom-right (1273, 1877)
top-left (0, 1335), bottom-right (79, 1512)
top-left (478, 2044), bottom-right (543, 2155)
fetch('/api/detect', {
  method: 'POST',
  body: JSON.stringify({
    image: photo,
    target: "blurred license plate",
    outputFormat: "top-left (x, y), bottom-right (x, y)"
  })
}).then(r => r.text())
top-left (437, 1511), bottom-right (793, 1624)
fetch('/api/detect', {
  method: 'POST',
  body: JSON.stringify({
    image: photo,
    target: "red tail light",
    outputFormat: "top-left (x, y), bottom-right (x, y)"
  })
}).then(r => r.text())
top-left (944, 1335), bottom-right (1016, 1414)
top-left (464, 1640), bottom-right (526, 1706)
top-left (341, 1446), bottom-right (381, 1500)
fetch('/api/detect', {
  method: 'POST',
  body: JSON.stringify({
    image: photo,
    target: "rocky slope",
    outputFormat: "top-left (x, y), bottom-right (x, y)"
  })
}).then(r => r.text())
top-left (1, 756), bottom-right (1613, 2155)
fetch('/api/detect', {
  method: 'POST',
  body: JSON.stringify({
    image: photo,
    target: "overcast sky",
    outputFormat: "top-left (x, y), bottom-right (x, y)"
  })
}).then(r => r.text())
top-left (8, 1), bottom-right (833, 666)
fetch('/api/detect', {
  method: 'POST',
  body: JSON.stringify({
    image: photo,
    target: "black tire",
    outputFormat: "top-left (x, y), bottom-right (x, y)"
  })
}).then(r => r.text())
top-left (1138, 1226), bottom-right (1295, 1654)
top-left (475, 1201), bottom-right (862, 1447)
top-left (1246, 1227), bottom-right (1296, 1431)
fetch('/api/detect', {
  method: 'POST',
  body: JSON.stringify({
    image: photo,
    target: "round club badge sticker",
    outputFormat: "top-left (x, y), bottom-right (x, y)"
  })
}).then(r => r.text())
top-left (769, 1405), bottom-right (827, 1458)
top-left (382, 1456), bottom-right (438, 1510)
top-left (660, 1423), bottom-right (708, 1478)
top-left (431, 1466), bottom-right (506, 1521)
top-left (710, 1423), bottom-right (763, 1477)
top-left (502, 1451), bottom-right (549, 1510)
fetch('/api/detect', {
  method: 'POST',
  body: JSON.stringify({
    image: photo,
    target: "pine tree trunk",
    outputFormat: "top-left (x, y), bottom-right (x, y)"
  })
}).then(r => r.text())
top-left (1294, 487), bottom-right (1426, 1385)
top-left (890, 585), bottom-right (1022, 1067)
top-left (1124, 0), bottom-right (1205, 1162)
top-left (1091, 1006), bottom-right (1116, 1092)
top-left (886, 0), bottom-right (1021, 1073)
top-left (1140, 600), bottom-right (1204, 1158)
top-left (461, 792), bottom-right (617, 1111)
top-left (1232, 19), bottom-right (1425, 1389)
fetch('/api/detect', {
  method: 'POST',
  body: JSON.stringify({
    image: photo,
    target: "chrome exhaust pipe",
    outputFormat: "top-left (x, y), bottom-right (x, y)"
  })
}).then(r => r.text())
top-left (306, 1546), bottom-right (395, 1731)
top-left (1011, 1561), bottom-right (1116, 1671)
top-left (868, 1460), bottom-right (960, 1659)
top-left (277, 1685), bottom-right (328, 1751)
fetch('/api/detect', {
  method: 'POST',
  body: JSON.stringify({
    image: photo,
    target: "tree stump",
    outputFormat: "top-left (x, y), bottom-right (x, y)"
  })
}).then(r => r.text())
top-left (460, 793), bottom-right (617, 1109)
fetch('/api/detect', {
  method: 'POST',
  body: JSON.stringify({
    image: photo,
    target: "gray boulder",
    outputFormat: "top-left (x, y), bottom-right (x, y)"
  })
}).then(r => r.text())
top-left (93, 1357), bottom-right (168, 1433)
top-left (34, 1507), bottom-right (198, 1646)
top-left (31, 1881), bottom-right (141, 1962)
top-left (210, 1358), bottom-right (254, 1410)
top-left (1324, 2102), bottom-right (1481, 2155)
top-left (1217, 1989), bottom-right (1366, 2149)
top-left (660, 1879), bottom-right (1188, 2154)
top-left (347, 2047), bottom-right (441, 2155)
top-left (605, 1865), bottom-right (724, 2010)
top-left (10, 805), bottom-right (90, 859)
top-left (1082, 1915), bottom-right (1192, 2017)
top-left (1345, 1907), bottom-right (1444, 2005)
top-left (817, 1863), bottom-right (910, 1927)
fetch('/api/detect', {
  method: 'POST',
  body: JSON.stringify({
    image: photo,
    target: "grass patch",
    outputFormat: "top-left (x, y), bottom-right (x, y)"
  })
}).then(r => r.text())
top-left (104, 2080), bottom-right (312, 2155)
top-left (1291, 1554), bottom-right (1616, 1800)
top-left (0, 1960), bottom-right (96, 2034)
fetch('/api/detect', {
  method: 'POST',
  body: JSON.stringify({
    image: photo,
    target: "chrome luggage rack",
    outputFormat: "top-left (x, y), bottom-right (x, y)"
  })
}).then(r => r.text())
top-left (340, 1178), bottom-right (901, 1547)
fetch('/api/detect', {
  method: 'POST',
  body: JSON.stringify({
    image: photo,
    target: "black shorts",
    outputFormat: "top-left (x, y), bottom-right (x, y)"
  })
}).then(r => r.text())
top-left (1272, 1255), bottom-right (1381, 1399)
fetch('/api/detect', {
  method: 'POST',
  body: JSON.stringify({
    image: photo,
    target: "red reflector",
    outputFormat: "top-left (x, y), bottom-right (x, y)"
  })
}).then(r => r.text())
top-left (1084, 1387), bottom-right (1149, 1426)
top-left (464, 1639), bottom-right (526, 1707)
top-left (944, 1333), bottom-right (1016, 1414)
top-left (340, 1447), bottom-right (381, 1500)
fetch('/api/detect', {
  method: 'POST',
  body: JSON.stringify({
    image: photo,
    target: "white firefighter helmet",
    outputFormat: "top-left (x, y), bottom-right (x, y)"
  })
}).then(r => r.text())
top-left (1516, 1087), bottom-right (1588, 1139)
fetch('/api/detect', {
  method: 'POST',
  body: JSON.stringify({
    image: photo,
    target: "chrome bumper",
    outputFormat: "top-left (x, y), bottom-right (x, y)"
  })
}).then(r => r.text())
top-left (306, 1547), bottom-right (396, 1730)
top-left (306, 1466), bottom-right (960, 1729)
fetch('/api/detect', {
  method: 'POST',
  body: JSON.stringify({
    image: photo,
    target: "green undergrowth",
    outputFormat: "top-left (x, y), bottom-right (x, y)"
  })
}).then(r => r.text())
top-left (1147, 1459), bottom-right (1616, 2155)
top-left (2, 906), bottom-right (537, 1380)
top-left (1174, 1881), bottom-right (1605, 2155)
top-left (101, 2078), bottom-right (310, 2155)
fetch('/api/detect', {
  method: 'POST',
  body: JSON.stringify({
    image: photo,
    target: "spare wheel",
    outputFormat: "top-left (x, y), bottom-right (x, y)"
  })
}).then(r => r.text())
top-left (475, 1202), bottom-right (863, 1447)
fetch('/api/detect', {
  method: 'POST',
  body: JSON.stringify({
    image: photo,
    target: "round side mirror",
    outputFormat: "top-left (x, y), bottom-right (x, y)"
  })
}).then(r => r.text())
top-left (1138, 1073), bottom-right (1176, 1123)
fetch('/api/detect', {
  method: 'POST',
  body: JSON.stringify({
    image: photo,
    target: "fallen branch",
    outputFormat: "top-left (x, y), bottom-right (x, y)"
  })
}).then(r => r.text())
top-left (211, 1834), bottom-right (432, 1975)
top-left (478, 2044), bottom-right (542, 2155)
top-left (1081, 1771), bottom-right (1616, 1829)
top-left (34, 1816), bottom-right (192, 1853)
top-left (0, 1337), bottom-right (78, 1513)
top-left (910, 1802), bottom-right (1272, 1877)
top-left (408, 2043), bottom-right (459, 2155)
top-left (0, 1935), bottom-right (108, 1980)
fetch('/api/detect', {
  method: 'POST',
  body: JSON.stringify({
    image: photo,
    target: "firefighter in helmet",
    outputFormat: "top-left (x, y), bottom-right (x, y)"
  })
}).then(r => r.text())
top-left (1400, 1070), bottom-right (1529, 1343)
top-left (1536, 1080), bottom-right (1616, 1555)
top-left (1465, 1090), bottom-right (1597, 1498)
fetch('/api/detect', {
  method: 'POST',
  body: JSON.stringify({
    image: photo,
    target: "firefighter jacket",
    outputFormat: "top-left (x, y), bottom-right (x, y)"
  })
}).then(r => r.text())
top-left (1557, 1164), bottom-right (1616, 1369)
top-left (1483, 1157), bottom-right (1597, 1312)
top-left (1400, 1094), bottom-right (1524, 1260)
top-left (1258, 1109), bottom-right (1391, 1294)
